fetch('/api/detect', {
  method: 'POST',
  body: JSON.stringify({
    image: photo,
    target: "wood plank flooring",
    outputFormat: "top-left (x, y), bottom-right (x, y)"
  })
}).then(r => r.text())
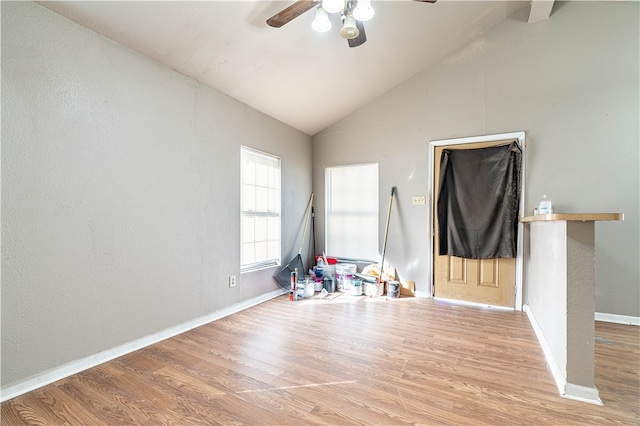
top-left (2, 295), bottom-right (639, 425)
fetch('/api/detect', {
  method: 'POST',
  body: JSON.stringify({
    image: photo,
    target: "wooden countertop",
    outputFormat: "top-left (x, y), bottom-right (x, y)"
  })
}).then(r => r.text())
top-left (520, 213), bottom-right (624, 223)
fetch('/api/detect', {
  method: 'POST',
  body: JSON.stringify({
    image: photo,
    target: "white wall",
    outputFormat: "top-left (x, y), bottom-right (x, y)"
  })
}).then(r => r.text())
top-left (1, 2), bottom-right (312, 390)
top-left (527, 221), bottom-right (568, 385)
top-left (312, 2), bottom-right (639, 316)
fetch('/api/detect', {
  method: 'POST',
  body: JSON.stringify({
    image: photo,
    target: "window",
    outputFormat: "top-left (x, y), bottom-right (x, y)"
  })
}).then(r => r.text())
top-left (241, 147), bottom-right (281, 272)
top-left (325, 163), bottom-right (378, 261)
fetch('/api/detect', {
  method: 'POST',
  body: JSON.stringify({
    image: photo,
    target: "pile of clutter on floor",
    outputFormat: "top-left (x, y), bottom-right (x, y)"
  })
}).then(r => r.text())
top-left (288, 254), bottom-right (412, 301)
top-left (281, 188), bottom-right (414, 302)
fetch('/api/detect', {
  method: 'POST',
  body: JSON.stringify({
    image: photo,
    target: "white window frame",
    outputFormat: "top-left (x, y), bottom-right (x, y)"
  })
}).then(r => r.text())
top-left (325, 163), bottom-right (379, 261)
top-left (240, 146), bottom-right (281, 272)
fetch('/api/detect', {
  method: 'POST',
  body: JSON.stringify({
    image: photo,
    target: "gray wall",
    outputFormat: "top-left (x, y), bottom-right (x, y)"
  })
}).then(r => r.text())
top-left (2, 2), bottom-right (312, 388)
top-left (312, 2), bottom-right (639, 316)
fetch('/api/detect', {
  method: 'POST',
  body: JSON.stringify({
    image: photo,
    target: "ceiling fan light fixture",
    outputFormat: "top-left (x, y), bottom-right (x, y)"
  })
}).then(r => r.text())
top-left (312, 7), bottom-right (331, 32)
top-left (339, 12), bottom-right (359, 39)
top-left (322, 0), bottom-right (344, 14)
top-left (353, 0), bottom-right (375, 22)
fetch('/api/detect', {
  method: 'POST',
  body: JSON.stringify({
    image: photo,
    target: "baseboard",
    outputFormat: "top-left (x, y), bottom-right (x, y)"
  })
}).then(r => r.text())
top-left (434, 297), bottom-right (514, 311)
top-left (595, 312), bottom-right (640, 326)
top-left (523, 304), bottom-right (566, 396)
top-left (563, 383), bottom-right (602, 406)
top-left (414, 290), bottom-right (431, 298)
top-left (0, 288), bottom-right (287, 403)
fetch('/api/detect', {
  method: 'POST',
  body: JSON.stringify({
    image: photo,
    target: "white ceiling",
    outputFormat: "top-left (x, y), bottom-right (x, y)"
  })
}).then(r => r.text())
top-left (39, 1), bottom-right (535, 135)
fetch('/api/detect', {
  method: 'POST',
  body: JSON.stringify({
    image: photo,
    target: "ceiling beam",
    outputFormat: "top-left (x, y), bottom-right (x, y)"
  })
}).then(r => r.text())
top-left (528, 0), bottom-right (555, 24)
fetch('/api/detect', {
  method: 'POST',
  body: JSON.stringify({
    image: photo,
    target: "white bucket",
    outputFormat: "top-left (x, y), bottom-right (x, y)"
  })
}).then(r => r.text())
top-left (296, 281), bottom-right (315, 299)
top-left (304, 281), bottom-right (315, 298)
top-left (336, 263), bottom-right (357, 292)
top-left (365, 282), bottom-right (384, 297)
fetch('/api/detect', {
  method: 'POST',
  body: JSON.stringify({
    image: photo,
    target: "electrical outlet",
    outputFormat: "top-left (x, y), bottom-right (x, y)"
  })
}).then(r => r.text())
top-left (412, 196), bottom-right (426, 205)
top-left (229, 275), bottom-right (236, 288)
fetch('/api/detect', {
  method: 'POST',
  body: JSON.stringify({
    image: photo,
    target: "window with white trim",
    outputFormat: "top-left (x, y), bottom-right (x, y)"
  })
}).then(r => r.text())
top-left (325, 163), bottom-right (378, 261)
top-left (241, 147), bottom-right (281, 272)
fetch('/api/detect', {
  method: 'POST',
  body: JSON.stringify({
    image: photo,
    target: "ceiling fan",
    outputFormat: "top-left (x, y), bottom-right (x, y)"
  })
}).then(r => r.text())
top-left (266, 0), bottom-right (437, 48)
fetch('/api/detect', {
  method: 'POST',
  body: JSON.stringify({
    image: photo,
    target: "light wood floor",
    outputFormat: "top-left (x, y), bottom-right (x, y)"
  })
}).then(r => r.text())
top-left (2, 294), bottom-right (639, 425)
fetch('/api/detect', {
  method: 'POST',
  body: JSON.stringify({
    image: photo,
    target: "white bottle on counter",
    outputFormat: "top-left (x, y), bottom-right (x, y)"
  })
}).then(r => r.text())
top-left (538, 194), bottom-right (553, 215)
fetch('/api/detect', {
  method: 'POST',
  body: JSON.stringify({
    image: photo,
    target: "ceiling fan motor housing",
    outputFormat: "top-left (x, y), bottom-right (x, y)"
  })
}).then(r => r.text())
top-left (266, 0), bottom-right (436, 48)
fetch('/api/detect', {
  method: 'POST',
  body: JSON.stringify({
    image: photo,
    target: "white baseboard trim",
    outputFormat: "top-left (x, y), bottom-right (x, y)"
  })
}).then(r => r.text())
top-left (595, 312), bottom-right (640, 326)
top-left (0, 288), bottom-right (287, 403)
top-left (414, 291), bottom-right (431, 298)
top-left (434, 297), bottom-right (514, 311)
top-left (563, 383), bottom-right (602, 406)
top-left (523, 304), bottom-right (566, 396)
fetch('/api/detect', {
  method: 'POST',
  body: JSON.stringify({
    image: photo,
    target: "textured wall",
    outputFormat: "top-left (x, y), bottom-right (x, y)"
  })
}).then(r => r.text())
top-left (2, 2), bottom-right (311, 388)
top-left (312, 1), bottom-right (639, 316)
top-left (565, 221), bottom-right (596, 389)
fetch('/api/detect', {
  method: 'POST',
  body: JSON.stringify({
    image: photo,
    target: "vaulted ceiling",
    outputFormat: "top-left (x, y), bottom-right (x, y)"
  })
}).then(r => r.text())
top-left (39, 1), bottom-right (549, 135)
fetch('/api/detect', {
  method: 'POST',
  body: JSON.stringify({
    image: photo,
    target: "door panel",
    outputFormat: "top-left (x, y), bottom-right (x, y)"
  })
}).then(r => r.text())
top-left (433, 140), bottom-right (516, 307)
top-left (448, 257), bottom-right (467, 284)
top-left (479, 259), bottom-right (498, 287)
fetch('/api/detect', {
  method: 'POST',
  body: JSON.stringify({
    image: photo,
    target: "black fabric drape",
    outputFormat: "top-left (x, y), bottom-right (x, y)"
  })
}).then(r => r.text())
top-left (437, 141), bottom-right (521, 259)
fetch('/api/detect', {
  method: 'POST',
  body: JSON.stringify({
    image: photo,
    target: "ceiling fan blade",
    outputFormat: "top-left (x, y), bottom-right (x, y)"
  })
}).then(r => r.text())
top-left (413, 0), bottom-right (437, 3)
top-left (348, 20), bottom-right (367, 48)
top-left (267, 0), bottom-right (319, 28)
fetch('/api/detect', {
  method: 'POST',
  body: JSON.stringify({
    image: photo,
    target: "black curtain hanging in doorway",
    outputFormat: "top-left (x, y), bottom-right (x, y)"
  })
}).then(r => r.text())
top-left (437, 141), bottom-right (521, 259)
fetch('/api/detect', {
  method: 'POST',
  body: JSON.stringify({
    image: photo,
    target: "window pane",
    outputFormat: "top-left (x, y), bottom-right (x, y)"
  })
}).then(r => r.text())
top-left (256, 186), bottom-right (268, 212)
top-left (242, 185), bottom-right (256, 212)
top-left (267, 241), bottom-right (279, 259)
top-left (268, 188), bottom-right (277, 213)
top-left (254, 241), bottom-right (268, 262)
top-left (242, 242), bottom-right (255, 265)
top-left (268, 216), bottom-right (279, 240)
top-left (255, 163), bottom-right (266, 183)
top-left (255, 216), bottom-right (267, 242)
top-left (241, 216), bottom-right (254, 243)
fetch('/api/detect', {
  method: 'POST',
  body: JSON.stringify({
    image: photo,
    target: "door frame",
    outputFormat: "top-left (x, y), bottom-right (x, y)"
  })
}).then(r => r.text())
top-left (428, 131), bottom-right (526, 310)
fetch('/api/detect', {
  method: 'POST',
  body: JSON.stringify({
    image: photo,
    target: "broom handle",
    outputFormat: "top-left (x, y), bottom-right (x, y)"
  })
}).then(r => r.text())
top-left (380, 187), bottom-right (396, 278)
top-left (312, 206), bottom-right (316, 260)
top-left (298, 192), bottom-right (314, 254)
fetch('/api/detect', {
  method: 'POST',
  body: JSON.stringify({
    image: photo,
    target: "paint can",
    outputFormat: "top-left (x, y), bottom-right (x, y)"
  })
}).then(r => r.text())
top-left (313, 266), bottom-right (324, 291)
top-left (322, 265), bottom-right (336, 279)
top-left (387, 280), bottom-right (400, 299)
top-left (365, 281), bottom-right (384, 297)
top-left (323, 276), bottom-right (335, 293)
top-left (296, 281), bottom-right (306, 299)
top-left (336, 263), bottom-right (357, 292)
top-left (350, 279), bottom-right (363, 296)
top-left (321, 265), bottom-right (336, 293)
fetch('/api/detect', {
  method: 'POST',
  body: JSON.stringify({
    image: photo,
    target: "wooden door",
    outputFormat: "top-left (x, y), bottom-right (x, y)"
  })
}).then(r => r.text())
top-left (433, 140), bottom-right (517, 307)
